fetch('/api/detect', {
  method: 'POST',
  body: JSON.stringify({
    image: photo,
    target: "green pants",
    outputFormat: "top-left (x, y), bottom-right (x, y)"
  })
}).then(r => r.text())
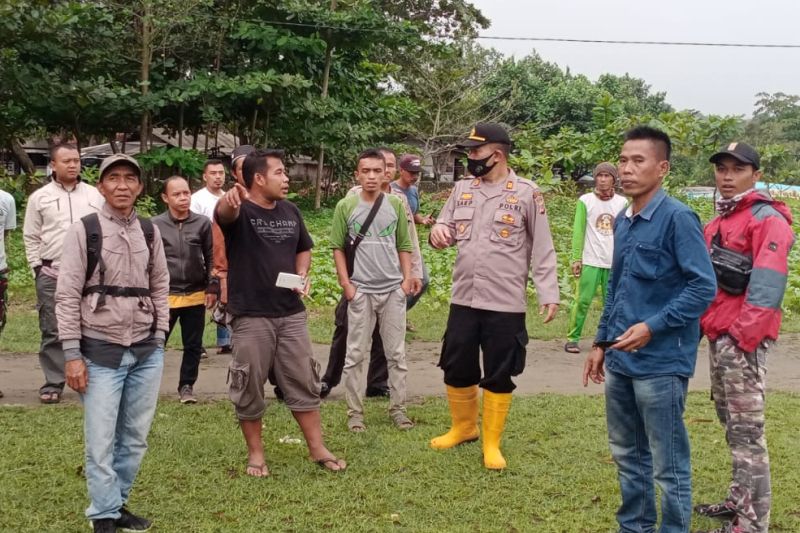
top-left (567, 265), bottom-right (609, 342)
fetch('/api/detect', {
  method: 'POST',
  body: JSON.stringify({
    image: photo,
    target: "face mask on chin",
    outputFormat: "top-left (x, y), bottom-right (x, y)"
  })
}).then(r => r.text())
top-left (467, 152), bottom-right (496, 178)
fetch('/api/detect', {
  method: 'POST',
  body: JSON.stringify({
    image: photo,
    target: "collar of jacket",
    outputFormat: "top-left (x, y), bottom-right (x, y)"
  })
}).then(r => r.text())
top-left (101, 202), bottom-right (138, 226)
top-left (52, 176), bottom-right (82, 191)
top-left (167, 210), bottom-right (193, 224)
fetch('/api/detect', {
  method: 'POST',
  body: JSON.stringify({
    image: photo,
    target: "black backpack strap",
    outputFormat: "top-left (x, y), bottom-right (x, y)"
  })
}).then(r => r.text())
top-left (137, 216), bottom-right (157, 333)
top-left (138, 216), bottom-right (155, 275)
top-left (82, 213), bottom-right (103, 283)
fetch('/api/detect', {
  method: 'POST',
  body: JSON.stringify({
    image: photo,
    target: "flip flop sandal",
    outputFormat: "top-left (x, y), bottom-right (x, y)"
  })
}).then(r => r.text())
top-left (39, 391), bottom-right (61, 404)
top-left (313, 457), bottom-right (347, 472)
top-left (245, 463), bottom-right (270, 478)
top-left (564, 342), bottom-right (581, 354)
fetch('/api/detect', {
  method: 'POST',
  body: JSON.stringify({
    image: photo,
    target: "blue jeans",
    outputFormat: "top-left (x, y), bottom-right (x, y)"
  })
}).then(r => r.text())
top-left (82, 347), bottom-right (164, 520)
top-left (605, 370), bottom-right (691, 533)
top-left (216, 324), bottom-right (231, 347)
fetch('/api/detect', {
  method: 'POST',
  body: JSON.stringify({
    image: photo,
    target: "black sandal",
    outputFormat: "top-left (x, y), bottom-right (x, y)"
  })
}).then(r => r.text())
top-left (313, 457), bottom-right (347, 472)
top-left (564, 342), bottom-right (581, 354)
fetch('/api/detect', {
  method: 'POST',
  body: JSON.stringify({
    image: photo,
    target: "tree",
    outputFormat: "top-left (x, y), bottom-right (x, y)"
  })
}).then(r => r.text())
top-left (398, 42), bottom-right (510, 180)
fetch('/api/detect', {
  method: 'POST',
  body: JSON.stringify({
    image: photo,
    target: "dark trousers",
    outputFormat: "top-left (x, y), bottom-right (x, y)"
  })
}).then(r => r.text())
top-left (36, 273), bottom-right (64, 393)
top-left (167, 304), bottom-right (206, 390)
top-left (439, 304), bottom-right (528, 393)
top-left (322, 296), bottom-right (388, 391)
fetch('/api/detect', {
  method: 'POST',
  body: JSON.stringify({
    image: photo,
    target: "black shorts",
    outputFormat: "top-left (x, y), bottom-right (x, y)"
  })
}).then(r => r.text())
top-left (438, 304), bottom-right (528, 393)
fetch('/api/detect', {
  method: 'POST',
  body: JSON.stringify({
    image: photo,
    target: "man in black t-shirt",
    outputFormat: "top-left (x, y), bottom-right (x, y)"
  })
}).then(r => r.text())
top-left (215, 149), bottom-right (346, 476)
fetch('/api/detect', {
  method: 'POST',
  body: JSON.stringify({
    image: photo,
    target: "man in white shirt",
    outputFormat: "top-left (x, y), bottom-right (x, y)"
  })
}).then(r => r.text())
top-left (190, 159), bottom-right (226, 219)
top-left (0, 187), bottom-right (16, 399)
top-left (565, 162), bottom-right (627, 353)
top-left (23, 143), bottom-right (104, 403)
top-left (190, 158), bottom-right (227, 358)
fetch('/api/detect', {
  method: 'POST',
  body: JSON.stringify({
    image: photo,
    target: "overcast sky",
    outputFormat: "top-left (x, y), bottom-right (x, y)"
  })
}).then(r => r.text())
top-left (470, 0), bottom-right (799, 117)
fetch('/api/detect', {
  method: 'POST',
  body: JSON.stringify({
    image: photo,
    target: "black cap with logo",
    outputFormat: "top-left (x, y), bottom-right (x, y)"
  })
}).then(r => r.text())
top-left (457, 122), bottom-right (512, 148)
top-left (710, 142), bottom-right (760, 170)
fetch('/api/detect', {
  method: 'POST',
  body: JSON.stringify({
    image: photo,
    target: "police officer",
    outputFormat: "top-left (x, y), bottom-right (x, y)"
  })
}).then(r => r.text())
top-left (429, 123), bottom-right (559, 470)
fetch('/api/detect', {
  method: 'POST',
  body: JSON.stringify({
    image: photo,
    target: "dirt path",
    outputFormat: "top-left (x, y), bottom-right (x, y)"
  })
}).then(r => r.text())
top-left (3, 336), bottom-right (800, 406)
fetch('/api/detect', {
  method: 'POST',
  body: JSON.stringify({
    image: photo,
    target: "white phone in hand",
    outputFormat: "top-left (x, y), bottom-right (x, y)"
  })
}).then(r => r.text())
top-left (276, 272), bottom-right (305, 290)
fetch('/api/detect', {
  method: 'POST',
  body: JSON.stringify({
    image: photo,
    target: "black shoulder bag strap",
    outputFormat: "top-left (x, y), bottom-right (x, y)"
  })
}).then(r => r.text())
top-left (346, 193), bottom-right (384, 277)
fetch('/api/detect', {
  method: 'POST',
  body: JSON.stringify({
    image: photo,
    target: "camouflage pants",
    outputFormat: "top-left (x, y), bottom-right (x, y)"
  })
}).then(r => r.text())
top-left (709, 335), bottom-right (771, 533)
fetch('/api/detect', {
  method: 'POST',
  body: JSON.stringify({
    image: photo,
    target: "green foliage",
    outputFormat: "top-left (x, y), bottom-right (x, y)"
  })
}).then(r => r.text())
top-left (744, 92), bottom-right (800, 184)
top-left (80, 166), bottom-right (100, 186)
top-left (0, 0), bottom-right (488, 197)
top-left (137, 147), bottom-right (206, 180)
top-left (510, 93), bottom-right (742, 187)
top-left (0, 171), bottom-right (30, 208)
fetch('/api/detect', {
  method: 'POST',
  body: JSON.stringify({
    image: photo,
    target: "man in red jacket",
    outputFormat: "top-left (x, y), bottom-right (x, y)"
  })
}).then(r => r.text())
top-left (696, 142), bottom-right (794, 533)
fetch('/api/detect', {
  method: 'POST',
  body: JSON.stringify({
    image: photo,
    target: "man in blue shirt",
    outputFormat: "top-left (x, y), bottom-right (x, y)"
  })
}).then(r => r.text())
top-left (583, 126), bottom-right (716, 533)
top-left (390, 154), bottom-right (434, 311)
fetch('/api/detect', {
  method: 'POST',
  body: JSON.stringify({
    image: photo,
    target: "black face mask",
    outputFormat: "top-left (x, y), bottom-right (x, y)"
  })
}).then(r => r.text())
top-left (467, 153), bottom-right (496, 177)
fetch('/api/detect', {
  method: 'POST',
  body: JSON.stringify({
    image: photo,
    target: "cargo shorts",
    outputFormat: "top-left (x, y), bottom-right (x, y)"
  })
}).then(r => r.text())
top-left (227, 312), bottom-right (321, 420)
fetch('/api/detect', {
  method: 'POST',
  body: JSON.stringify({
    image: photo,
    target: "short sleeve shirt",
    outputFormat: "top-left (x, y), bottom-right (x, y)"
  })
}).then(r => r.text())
top-left (330, 193), bottom-right (412, 293)
top-left (390, 182), bottom-right (420, 214)
top-left (578, 193), bottom-right (628, 269)
top-left (0, 190), bottom-right (17, 270)
top-left (190, 188), bottom-right (222, 220)
top-left (218, 200), bottom-right (313, 317)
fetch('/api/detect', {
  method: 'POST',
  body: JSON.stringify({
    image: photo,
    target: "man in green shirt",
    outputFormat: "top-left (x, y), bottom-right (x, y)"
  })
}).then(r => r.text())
top-left (330, 149), bottom-right (417, 433)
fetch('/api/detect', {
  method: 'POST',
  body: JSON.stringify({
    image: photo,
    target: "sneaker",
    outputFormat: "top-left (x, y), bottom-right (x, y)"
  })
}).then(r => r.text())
top-left (179, 385), bottom-right (197, 404)
top-left (91, 518), bottom-right (117, 533)
top-left (320, 381), bottom-right (331, 399)
top-left (406, 322), bottom-right (416, 332)
top-left (694, 501), bottom-right (736, 520)
top-left (217, 345), bottom-right (232, 355)
top-left (116, 506), bottom-right (152, 531)
top-left (200, 348), bottom-right (208, 359)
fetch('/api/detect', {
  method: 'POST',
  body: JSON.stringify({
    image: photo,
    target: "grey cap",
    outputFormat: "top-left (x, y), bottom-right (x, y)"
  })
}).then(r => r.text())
top-left (99, 154), bottom-right (141, 180)
top-left (231, 145), bottom-right (256, 165)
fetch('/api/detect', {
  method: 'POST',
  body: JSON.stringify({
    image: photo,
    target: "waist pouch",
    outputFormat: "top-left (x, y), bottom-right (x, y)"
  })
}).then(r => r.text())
top-left (710, 231), bottom-right (752, 295)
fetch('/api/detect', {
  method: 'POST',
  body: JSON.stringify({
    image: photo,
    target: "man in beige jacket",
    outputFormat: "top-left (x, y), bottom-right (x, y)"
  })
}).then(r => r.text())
top-left (55, 154), bottom-right (169, 533)
top-left (23, 143), bottom-right (103, 403)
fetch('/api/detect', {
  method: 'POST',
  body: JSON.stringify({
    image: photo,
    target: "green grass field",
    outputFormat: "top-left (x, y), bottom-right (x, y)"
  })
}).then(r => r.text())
top-left (2, 393), bottom-right (800, 532)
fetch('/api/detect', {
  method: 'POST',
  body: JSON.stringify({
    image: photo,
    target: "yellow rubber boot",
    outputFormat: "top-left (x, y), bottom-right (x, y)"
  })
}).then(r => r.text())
top-left (430, 385), bottom-right (480, 449)
top-left (482, 391), bottom-right (512, 470)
